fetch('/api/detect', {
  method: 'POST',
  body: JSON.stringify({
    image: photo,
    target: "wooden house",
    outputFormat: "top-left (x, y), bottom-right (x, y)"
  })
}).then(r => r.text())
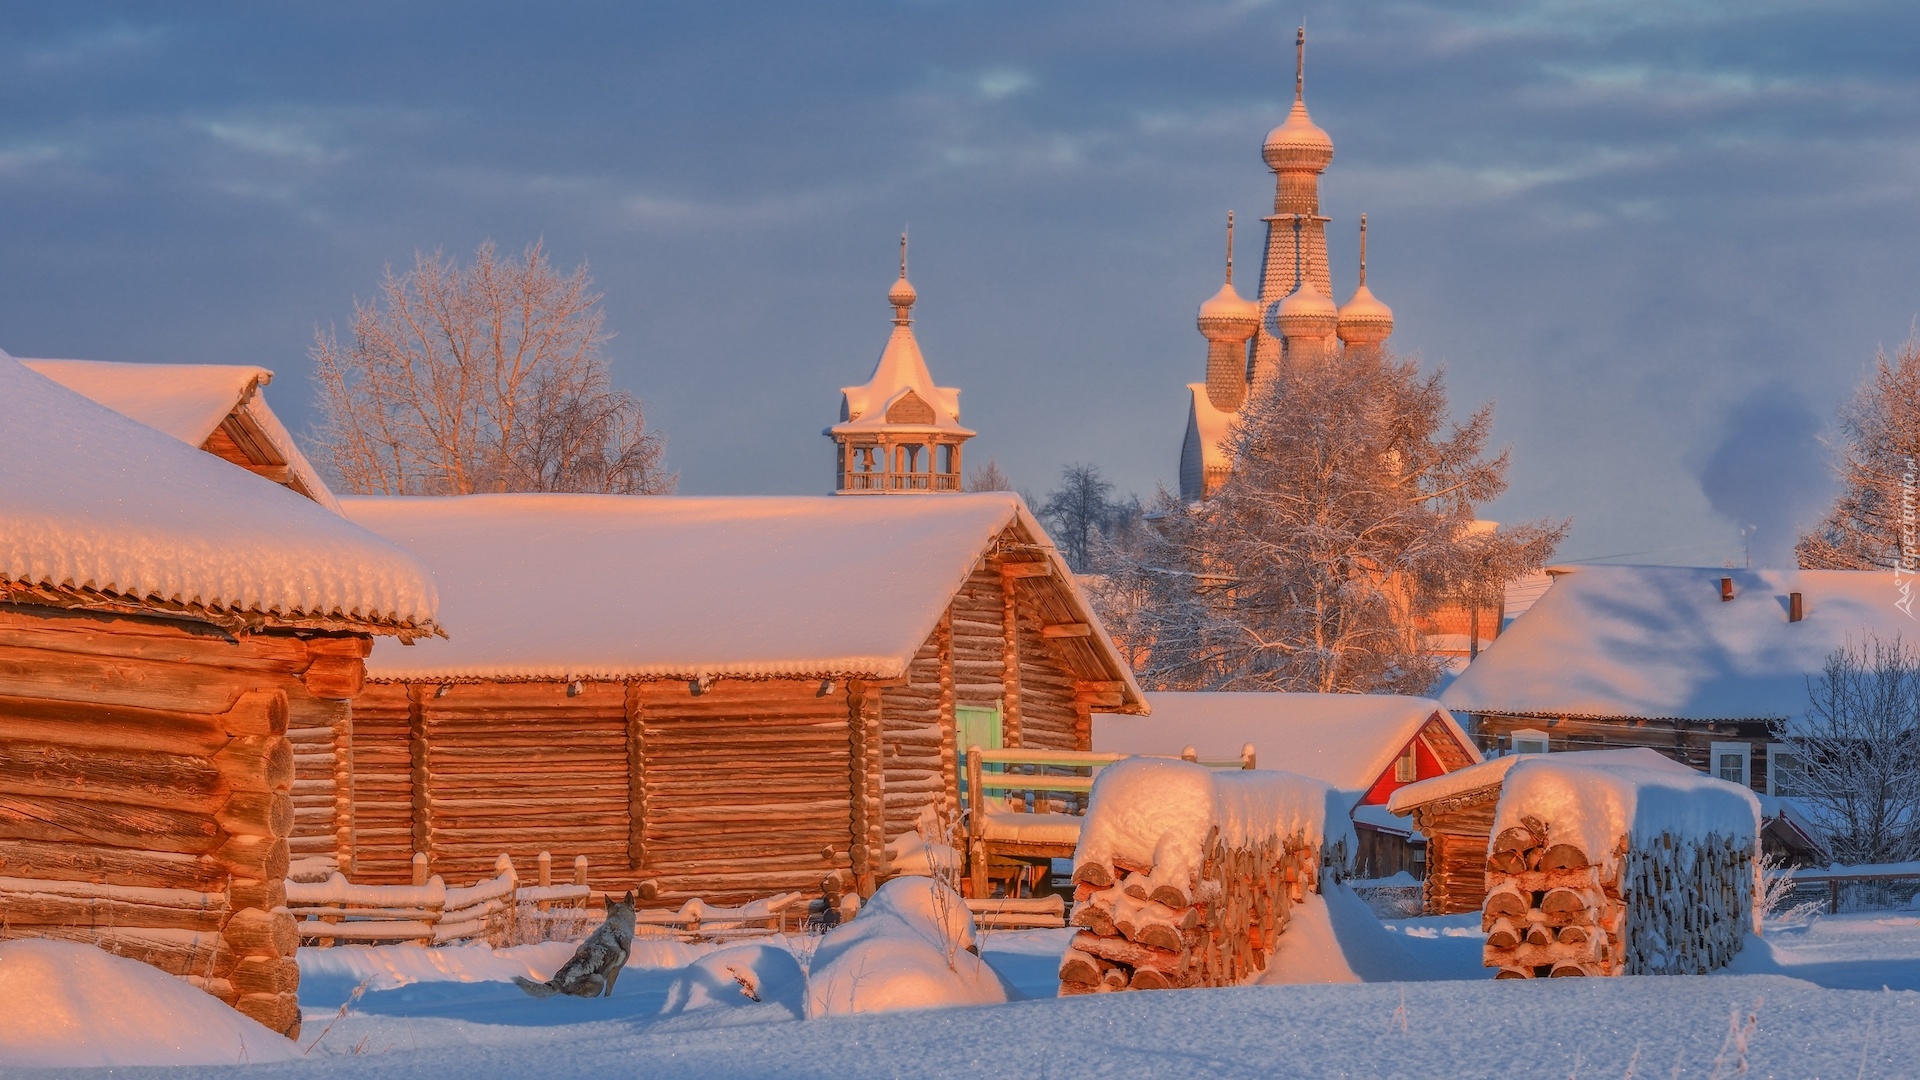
top-left (1096, 692), bottom-right (1480, 878)
top-left (0, 355), bottom-right (437, 1038)
top-left (339, 492), bottom-right (1147, 905)
top-left (18, 358), bottom-right (368, 876)
top-left (1443, 565), bottom-right (1907, 800)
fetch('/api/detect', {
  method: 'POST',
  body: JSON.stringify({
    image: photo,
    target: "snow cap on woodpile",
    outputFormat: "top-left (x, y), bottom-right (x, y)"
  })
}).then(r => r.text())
top-left (1074, 757), bottom-right (1357, 889)
top-left (0, 351), bottom-right (438, 634)
top-left (1099, 692), bottom-right (1477, 807)
top-left (343, 491), bottom-right (1144, 700)
top-left (22, 357), bottom-right (340, 512)
top-left (1491, 748), bottom-right (1760, 874)
top-left (1444, 565), bottom-right (1917, 721)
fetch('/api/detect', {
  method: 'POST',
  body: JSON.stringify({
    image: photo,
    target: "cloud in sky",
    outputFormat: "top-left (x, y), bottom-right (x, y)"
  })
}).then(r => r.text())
top-left (1, 1), bottom-right (1917, 565)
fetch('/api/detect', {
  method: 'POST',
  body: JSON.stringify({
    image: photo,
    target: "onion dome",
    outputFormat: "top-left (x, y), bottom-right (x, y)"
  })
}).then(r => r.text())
top-left (888, 274), bottom-right (918, 312)
top-left (1337, 213), bottom-right (1392, 346)
top-left (1263, 99), bottom-right (1334, 174)
top-left (1198, 281), bottom-right (1260, 343)
top-left (888, 230), bottom-right (917, 322)
top-left (1337, 283), bottom-right (1394, 346)
top-left (1275, 280), bottom-right (1339, 342)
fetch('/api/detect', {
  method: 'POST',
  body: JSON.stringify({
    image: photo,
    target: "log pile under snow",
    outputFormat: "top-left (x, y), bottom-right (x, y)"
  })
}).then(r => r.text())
top-left (1059, 759), bottom-right (1353, 993)
top-left (1480, 750), bottom-right (1760, 979)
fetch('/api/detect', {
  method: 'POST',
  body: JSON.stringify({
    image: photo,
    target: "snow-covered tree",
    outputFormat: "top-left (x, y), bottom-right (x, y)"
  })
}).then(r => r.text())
top-left (964, 459), bottom-right (1013, 493)
top-left (1773, 636), bottom-right (1920, 864)
top-left (1041, 463), bottom-right (1121, 572)
top-left (1798, 339), bottom-right (1920, 570)
top-left (311, 241), bottom-right (673, 496)
top-left (1092, 346), bottom-right (1563, 694)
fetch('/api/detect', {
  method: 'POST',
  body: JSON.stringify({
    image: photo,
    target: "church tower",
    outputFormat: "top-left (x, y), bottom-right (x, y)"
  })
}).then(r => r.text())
top-left (828, 235), bottom-right (975, 493)
top-left (1178, 26), bottom-right (1394, 501)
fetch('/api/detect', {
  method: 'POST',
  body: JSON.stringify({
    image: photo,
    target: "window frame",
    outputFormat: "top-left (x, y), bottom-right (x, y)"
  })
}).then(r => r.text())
top-left (1509, 727), bottom-right (1550, 755)
top-left (1766, 741), bottom-right (1800, 797)
top-left (1710, 740), bottom-right (1752, 789)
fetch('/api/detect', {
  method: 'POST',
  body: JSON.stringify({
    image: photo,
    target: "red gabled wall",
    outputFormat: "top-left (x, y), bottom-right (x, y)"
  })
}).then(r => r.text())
top-left (1359, 722), bottom-right (1462, 806)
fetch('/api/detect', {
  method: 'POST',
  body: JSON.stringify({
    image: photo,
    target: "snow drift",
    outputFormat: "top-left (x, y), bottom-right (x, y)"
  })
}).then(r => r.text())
top-left (0, 939), bottom-right (297, 1068)
top-left (805, 877), bottom-right (1006, 1017)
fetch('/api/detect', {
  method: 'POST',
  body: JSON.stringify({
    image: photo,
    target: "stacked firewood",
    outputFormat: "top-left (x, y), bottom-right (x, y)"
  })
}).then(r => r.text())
top-left (1481, 817), bottom-right (1624, 979)
top-left (1482, 817), bottom-right (1753, 978)
top-left (1059, 828), bottom-right (1317, 993)
top-left (1619, 832), bottom-right (1753, 975)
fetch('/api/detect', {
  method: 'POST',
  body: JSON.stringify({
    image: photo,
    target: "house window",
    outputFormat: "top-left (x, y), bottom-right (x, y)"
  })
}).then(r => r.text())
top-left (1510, 728), bottom-right (1549, 755)
top-left (1711, 741), bottom-right (1751, 788)
top-left (1767, 743), bottom-right (1802, 797)
top-left (1394, 743), bottom-right (1419, 782)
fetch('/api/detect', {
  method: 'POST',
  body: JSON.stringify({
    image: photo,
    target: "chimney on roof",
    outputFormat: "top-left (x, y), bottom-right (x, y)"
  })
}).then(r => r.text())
top-left (1790, 591), bottom-right (1804, 622)
top-left (1720, 577), bottom-right (1735, 602)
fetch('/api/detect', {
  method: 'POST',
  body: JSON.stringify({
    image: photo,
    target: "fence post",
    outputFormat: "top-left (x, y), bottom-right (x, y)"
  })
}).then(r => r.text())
top-left (574, 855), bottom-right (588, 887)
top-left (538, 850), bottom-right (552, 887)
top-left (1241, 743), bottom-right (1257, 770)
top-left (411, 851), bottom-right (428, 887)
top-left (1181, 745), bottom-right (1198, 762)
top-left (1830, 877), bottom-right (1840, 915)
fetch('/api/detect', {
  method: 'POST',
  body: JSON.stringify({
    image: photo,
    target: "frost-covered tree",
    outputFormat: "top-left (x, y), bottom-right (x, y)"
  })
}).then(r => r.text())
top-left (1041, 463), bottom-right (1120, 572)
top-left (964, 459), bottom-right (1013, 493)
top-left (1798, 339), bottom-right (1920, 570)
top-left (1773, 636), bottom-right (1920, 864)
top-left (1093, 347), bottom-right (1563, 694)
top-left (311, 241), bottom-right (673, 496)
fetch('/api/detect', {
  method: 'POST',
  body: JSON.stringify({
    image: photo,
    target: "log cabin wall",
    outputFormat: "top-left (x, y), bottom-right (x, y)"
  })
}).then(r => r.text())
top-left (879, 624), bottom-right (948, 861)
top-left (418, 681), bottom-right (631, 886)
top-left (0, 605), bottom-right (365, 1039)
top-left (1406, 790), bottom-right (1500, 915)
top-left (633, 678), bottom-right (854, 904)
top-left (344, 683), bottom-right (414, 882)
top-left (1470, 712), bottom-right (1774, 794)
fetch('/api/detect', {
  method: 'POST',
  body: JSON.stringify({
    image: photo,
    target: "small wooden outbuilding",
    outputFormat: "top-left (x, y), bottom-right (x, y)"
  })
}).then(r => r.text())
top-left (1096, 693), bottom-right (1480, 878)
top-left (340, 493), bottom-right (1147, 904)
top-left (0, 355), bottom-right (438, 1038)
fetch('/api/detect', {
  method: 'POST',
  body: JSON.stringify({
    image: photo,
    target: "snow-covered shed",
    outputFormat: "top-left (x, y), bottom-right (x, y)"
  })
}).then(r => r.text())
top-left (1442, 565), bottom-right (1909, 796)
top-left (340, 492), bottom-right (1146, 904)
top-left (1095, 692), bottom-right (1479, 877)
top-left (0, 353), bottom-right (437, 1038)
top-left (21, 358), bottom-right (339, 510)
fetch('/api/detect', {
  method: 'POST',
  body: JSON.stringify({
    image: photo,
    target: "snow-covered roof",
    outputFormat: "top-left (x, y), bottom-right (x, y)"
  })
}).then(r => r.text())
top-left (0, 352), bottom-right (437, 634)
top-left (1386, 747), bottom-right (1672, 816)
top-left (1444, 565), bottom-right (1913, 721)
top-left (830, 275), bottom-right (971, 439)
top-left (342, 492), bottom-right (1145, 703)
top-left (22, 358), bottom-right (339, 511)
top-left (1096, 692), bottom-right (1477, 801)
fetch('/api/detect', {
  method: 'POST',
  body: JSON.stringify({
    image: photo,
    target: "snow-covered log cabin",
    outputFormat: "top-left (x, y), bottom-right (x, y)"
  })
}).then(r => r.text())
top-left (1443, 565), bottom-right (1910, 799)
top-left (0, 354), bottom-right (438, 1039)
top-left (1095, 693), bottom-right (1479, 878)
top-left (340, 493), bottom-right (1147, 905)
top-left (21, 358), bottom-right (367, 876)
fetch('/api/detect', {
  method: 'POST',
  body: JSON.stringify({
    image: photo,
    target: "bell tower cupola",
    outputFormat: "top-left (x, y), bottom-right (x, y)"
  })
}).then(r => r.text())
top-left (828, 234), bottom-right (975, 493)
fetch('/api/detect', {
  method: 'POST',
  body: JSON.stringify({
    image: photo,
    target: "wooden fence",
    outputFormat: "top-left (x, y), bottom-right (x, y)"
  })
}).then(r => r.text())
top-left (290, 852), bottom-right (590, 947)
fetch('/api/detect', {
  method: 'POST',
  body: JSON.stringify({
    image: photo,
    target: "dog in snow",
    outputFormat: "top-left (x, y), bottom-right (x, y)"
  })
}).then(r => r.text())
top-left (513, 890), bottom-right (638, 998)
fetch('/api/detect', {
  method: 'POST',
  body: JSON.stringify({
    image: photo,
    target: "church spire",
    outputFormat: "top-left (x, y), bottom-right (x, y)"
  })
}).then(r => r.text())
top-left (1197, 211), bottom-right (1260, 411)
top-left (1253, 25), bottom-right (1335, 377)
top-left (888, 230), bottom-right (917, 325)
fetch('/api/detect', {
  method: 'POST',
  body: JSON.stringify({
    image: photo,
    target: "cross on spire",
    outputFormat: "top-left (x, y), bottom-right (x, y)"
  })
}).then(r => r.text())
top-left (1358, 213), bottom-right (1369, 287)
top-left (1295, 25), bottom-right (1305, 103)
top-left (1225, 211), bottom-right (1236, 285)
top-left (899, 229), bottom-right (909, 279)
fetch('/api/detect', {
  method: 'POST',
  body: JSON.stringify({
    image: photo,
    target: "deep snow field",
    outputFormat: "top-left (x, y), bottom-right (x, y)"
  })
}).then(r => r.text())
top-left (10, 890), bottom-right (1920, 1078)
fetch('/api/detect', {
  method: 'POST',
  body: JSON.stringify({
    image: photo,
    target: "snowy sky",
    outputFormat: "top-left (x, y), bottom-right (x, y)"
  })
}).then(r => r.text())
top-left (3, 2), bottom-right (1916, 567)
